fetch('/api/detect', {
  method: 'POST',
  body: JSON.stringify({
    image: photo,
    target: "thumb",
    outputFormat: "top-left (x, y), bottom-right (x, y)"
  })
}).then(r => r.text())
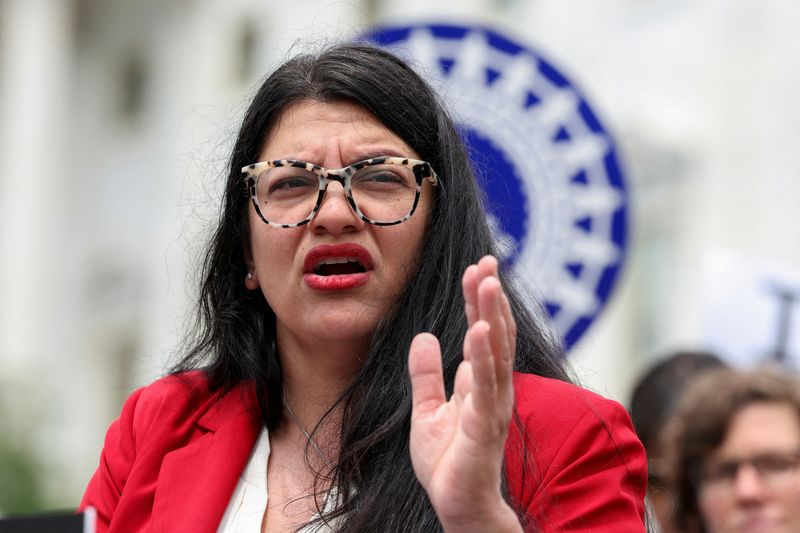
top-left (409, 333), bottom-right (446, 417)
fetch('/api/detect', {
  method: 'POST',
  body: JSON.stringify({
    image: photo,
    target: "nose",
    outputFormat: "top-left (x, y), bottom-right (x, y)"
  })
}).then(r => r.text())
top-left (309, 181), bottom-right (364, 235)
top-left (732, 464), bottom-right (768, 503)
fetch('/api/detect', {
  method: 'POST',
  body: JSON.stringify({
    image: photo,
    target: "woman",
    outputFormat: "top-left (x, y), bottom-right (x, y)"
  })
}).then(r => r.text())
top-left (629, 351), bottom-right (726, 533)
top-left (80, 43), bottom-right (646, 532)
top-left (663, 368), bottom-right (800, 533)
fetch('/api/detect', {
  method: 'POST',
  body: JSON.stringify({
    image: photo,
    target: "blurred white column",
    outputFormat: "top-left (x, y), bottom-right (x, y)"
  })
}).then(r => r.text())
top-left (0, 0), bottom-right (73, 372)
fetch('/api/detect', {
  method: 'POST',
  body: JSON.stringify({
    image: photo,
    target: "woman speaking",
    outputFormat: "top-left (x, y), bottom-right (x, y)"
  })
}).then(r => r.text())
top-left (80, 43), bottom-right (646, 532)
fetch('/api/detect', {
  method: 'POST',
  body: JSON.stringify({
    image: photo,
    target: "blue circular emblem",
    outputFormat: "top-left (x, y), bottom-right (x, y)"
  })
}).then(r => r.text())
top-left (362, 24), bottom-right (629, 352)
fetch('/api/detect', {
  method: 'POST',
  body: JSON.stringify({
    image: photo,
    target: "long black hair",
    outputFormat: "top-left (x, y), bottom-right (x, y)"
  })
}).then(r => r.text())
top-left (174, 42), bottom-right (570, 531)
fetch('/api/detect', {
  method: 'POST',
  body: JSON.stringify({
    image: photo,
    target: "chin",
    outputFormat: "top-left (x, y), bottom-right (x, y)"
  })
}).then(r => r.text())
top-left (312, 315), bottom-right (380, 343)
top-left (732, 515), bottom-right (783, 533)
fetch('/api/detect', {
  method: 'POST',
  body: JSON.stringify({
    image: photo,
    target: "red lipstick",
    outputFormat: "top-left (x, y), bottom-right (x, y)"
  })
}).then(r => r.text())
top-left (303, 243), bottom-right (374, 291)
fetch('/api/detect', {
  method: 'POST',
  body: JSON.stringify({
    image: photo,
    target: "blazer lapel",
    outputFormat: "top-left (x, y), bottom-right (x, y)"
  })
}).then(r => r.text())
top-left (151, 384), bottom-right (262, 533)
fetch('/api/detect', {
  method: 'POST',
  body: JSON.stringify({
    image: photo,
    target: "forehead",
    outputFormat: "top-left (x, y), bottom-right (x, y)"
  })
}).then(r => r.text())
top-left (260, 99), bottom-right (415, 162)
top-left (714, 402), bottom-right (800, 457)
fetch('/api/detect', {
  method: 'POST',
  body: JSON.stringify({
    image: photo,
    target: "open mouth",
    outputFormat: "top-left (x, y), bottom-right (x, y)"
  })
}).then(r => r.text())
top-left (303, 243), bottom-right (374, 284)
top-left (313, 258), bottom-right (367, 276)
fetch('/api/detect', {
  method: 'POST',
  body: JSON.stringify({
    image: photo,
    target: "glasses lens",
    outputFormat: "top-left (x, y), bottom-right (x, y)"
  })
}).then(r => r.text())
top-left (255, 167), bottom-right (319, 225)
top-left (350, 163), bottom-right (417, 223)
top-left (754, 452), bottom-right (800, 478)
top-left (701, 451), bottom-right (800, 496)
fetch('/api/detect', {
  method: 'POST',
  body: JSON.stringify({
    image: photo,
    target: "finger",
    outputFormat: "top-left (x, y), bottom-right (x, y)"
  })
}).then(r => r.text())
top-left (497, 292), bottom-right (517, 407)
top-left (473, 255), bottom-right (499, 324)
top-left (463, 320), bottom-right (497, 418)
top-left (500, 292), bottom-right (517, 365)
top-left (408, 333), bottom-right (447, 417)
top-left (478, 277), bottom-right (509, 361)
top-left (452, 359), bottom-right (473, 406)
top-left (477, 277), bottom-right (513, 401)
top-left (476, 255), bottom-right (499, 288)
top-left (462, 264), bottom-right (479, 330)
top-left (463, 255), bottom-right (499, 328)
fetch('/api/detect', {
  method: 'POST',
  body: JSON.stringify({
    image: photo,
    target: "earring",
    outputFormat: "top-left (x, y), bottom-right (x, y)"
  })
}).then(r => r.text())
top-left (247, 272), bottom-right (253, 280)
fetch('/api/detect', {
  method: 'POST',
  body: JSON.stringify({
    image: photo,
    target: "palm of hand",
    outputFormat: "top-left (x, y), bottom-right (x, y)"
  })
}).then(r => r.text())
top-left (408, 256), bottom-right (517, 528)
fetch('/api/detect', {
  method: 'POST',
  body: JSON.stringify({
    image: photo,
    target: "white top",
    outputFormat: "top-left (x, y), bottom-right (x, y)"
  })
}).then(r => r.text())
top-left (217, 428), bottom-right (337, 532)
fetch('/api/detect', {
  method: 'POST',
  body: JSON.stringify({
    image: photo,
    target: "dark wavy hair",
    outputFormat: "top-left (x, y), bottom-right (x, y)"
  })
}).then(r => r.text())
top-left (173, 42), bottom-right (569, 532)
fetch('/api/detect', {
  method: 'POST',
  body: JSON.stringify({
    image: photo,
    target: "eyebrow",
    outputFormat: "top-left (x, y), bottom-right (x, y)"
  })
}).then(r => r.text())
top-left (277, 149), bottom-right (416, 167)
top-left (347, 150), bottom-right (410, 164)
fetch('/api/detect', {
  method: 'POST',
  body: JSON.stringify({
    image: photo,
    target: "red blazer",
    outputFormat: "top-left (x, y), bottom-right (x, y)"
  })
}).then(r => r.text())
top-left (80, 371), bottom-right (646, 532)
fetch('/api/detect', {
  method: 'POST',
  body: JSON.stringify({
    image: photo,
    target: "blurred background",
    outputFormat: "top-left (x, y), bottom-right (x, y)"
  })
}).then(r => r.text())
top-left (1, 0), bottom-right (798, 515)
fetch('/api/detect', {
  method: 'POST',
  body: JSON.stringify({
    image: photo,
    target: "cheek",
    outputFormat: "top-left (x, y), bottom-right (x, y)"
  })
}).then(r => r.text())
top-left (698, 493), bottom-right (729, 528)
top-left (388, 217), bottom-right (428, 264)
top-left (403, 196), bottom-right (432, 252)
top-left (251, 231), bottom-right (280, 259)
top-left (378, 223), bottom-right (429, 299)
top-left (249, 215), bottom-right (295, 257)
top-left (248, 224), bottom-right (303, 291)
top-left (782, 480), bottom-right (800, 519)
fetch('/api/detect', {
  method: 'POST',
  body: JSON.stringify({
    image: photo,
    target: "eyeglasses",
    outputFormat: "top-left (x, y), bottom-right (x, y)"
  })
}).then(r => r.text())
top-left (699, 450), bottom-right (800, 496)
top-left (241, 156), bottom-right (439, 228)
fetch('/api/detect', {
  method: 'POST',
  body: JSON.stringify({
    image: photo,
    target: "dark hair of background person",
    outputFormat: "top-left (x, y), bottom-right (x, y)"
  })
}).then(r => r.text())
top-left (171, 43), bottom-right (569, 532)
top-left (662, 367), bottom-right (800, 533)
top-left (629, 351), bottom-right (726, 484)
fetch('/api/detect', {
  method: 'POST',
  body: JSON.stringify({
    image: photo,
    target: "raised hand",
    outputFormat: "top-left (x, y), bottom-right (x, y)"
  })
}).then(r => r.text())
top-left (408, 256), bottom-right (522, 532)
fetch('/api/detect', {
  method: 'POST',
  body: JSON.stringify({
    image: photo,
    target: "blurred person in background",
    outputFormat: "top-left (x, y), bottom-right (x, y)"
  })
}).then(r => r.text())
top-left (663, 367), bottom-right (800, 533)
top-left (78, 43), bottom-right (647, 532)
top-left (630, 351), bottom-right (726, 532)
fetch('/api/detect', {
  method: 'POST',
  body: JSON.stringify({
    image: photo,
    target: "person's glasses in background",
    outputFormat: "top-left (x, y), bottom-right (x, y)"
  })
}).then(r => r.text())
top-left (699, 449), bottom-right (800, 497)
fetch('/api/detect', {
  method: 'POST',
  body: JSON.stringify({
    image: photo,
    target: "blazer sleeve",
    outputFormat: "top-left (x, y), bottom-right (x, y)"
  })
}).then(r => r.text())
top-left (79, 387), bottom-right (146, 532)
top-left (507, 377), bottom-right (648, 532)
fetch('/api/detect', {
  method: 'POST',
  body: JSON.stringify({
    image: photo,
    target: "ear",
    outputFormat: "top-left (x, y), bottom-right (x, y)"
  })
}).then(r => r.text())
top-left (245, 270), bottom-right (259, 290)
top-left (243, 236), bottom-right (259, 290)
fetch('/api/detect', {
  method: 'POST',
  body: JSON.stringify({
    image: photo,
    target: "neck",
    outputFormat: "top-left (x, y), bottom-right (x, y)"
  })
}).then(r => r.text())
top-left (275, 330), bottom-right (367, 468)
top-left (282, 396), bottom-right (336, 468)
top-left (276, 323), bottom-right (369, 419)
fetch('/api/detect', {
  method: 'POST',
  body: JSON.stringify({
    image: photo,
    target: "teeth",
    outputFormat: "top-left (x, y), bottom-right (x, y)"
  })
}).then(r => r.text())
top-left (313, 257), bottom-right (363, 274)
top-left (317, 257), bottom-right (360, 267)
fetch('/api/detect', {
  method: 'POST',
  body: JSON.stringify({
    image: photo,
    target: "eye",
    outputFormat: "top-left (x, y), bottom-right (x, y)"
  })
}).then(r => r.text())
top-left (263, 171), bottom-right (318, 197)
top-left (368, 171), bottom-right (402, 183)
top-left (271, 175), bottom-right (316, 191)
top-left (756, 453), bottom-right (800, 474)
top-left (352, 166), bottom-right (413, 189)
top-left (702, 463), bottom-right (732, 482)
top-left (255, 167), bottom-right (318, 206)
